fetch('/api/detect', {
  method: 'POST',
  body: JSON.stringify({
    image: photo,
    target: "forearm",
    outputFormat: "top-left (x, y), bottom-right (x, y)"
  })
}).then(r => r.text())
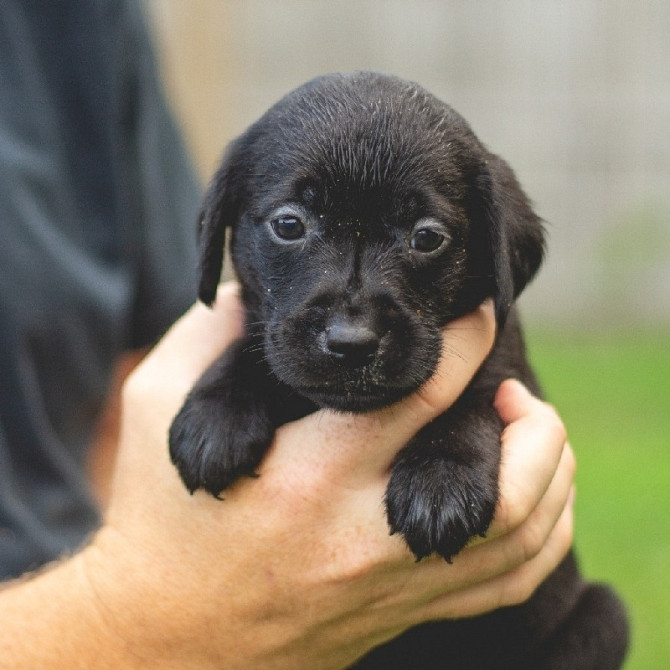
top-left (0, 553), bottom-right (135, 669)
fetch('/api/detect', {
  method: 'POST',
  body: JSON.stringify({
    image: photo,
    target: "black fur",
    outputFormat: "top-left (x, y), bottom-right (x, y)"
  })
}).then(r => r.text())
top-left (169, 72), bottom-right (628, 668)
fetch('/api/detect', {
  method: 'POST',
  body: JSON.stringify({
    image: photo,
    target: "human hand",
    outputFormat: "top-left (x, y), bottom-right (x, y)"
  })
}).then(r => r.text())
top-left (79, 282), bottom-right (573, 670)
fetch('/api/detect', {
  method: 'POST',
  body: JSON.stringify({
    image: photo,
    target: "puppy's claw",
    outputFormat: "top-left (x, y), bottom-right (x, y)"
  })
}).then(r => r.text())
top-left (169, 389), bottom-right (273, 497)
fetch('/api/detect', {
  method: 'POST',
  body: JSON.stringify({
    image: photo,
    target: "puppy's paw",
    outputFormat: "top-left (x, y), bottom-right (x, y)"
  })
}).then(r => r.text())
top-left (169, 388), bottom-right (274, 497)
top-left (385, 450), bottom-right (497, 562)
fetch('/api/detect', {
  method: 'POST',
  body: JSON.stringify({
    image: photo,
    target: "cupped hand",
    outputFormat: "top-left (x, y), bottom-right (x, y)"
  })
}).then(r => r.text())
top-left (81, 282), bottom-right (574, 670)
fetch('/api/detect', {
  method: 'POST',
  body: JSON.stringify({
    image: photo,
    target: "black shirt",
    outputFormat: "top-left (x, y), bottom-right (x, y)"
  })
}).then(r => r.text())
top-left (0, 0), bottom-right (200, 579)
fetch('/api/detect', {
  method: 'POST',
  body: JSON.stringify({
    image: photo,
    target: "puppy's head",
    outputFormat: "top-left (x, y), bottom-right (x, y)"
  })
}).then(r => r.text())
top-left (198, 72), bottom-right (544, 411)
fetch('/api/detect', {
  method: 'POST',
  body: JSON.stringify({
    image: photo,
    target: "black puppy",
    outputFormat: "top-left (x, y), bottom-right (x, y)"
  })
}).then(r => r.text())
top-left (169, 72), bottom-right (628, 669)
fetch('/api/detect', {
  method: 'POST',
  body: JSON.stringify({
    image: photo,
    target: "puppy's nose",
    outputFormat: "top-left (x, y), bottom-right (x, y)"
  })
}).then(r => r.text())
top-left (325, 321), bottom-right (380, 366)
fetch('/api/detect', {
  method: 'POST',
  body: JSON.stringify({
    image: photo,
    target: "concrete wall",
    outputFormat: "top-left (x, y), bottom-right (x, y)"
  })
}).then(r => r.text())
top-left (146, 0), bottom-right (670, 328)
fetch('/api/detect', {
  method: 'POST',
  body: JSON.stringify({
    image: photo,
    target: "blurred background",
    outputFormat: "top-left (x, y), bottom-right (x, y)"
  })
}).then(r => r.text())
top-left (145, 2), bottom-right (669, 667)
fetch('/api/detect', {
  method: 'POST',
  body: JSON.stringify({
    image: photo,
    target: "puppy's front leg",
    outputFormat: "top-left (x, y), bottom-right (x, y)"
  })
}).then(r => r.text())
top-left (385, 392), bottom-right (502, 562)
top-left (169, 335), bottom-right (309, 497)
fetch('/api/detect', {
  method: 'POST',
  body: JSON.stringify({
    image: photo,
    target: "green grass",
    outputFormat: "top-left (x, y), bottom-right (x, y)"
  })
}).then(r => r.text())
top-left (526, 329), bottom-right (670, 670)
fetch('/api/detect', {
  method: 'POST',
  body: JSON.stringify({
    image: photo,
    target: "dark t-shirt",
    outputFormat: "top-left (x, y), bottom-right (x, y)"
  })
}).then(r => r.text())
top-left (0, 0), bottom-right (200, 579)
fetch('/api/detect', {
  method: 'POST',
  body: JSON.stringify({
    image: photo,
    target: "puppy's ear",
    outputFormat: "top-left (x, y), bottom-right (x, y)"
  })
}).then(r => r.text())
top-left (472, 154), bottom-right (545, 324)
top-left (197, 141), bottom-right (244, 306)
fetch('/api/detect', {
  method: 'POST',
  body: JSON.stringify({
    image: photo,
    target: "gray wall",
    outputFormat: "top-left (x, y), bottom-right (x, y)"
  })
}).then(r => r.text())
top-left (148, 0), bottom-right (670, 328)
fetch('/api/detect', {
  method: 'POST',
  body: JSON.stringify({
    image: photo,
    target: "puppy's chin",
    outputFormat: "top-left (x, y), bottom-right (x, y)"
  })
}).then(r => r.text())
top-left (266, 342), bottom-right (434, 413)
top-left (298, 385), bottom-right (414, 413)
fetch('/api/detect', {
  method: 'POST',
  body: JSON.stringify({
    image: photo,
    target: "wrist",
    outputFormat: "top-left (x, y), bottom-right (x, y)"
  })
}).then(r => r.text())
top-left (0, 548), bottom-right (141, 669)
top-left (78, 527), bottom-right (205, 670)
top-left (75, 536), bottom-right (152, 669)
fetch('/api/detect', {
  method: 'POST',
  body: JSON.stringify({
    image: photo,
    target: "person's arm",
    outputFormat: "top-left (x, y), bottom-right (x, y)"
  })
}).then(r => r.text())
top-left (0, 283), bottom-right (574, 670)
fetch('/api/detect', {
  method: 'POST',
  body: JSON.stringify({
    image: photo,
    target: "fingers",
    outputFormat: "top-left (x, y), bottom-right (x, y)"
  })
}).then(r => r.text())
top-left (448, 442), bottom-right (574, 584)
top-left (294, 436), bottom-right (575, 629)
top-left (419, 491), bottom-right (574, 622)
top-left (379, 380), bottom-right (575, 623)
top-left (389, 434), bottom-right (574, 618)
top-left (489, 379), bottom-right (570, 537)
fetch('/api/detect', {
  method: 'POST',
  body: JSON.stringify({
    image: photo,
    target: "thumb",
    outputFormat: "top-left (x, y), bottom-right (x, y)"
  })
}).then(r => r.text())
top-left (371, 299), bottom-right (497, 468)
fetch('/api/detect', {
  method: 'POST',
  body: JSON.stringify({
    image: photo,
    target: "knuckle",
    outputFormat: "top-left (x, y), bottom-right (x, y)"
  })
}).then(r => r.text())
top-left (500, 505), bottom-right (575, 609)
top-left (496, 482), bottom-right (532, 533)
top-left (496, 563), bottom-right (538, 609)
top-left (541, 401), bottom-right (568, 445)
top-left (302, 535), bottom-right (390, 599)
top-left (555, 503), bottom-right (575, 556)
top-left (564, 444), bottom-right (577, 479)
top-left (517, 518), bottom-right (546, 564)
top-left (503, 575), bottom-right (537, 608)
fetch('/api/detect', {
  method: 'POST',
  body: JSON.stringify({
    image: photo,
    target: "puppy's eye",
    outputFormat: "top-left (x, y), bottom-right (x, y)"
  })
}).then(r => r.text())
top-left (271, 215), bottom-right (305, 241)
top-left (409, 228), bottom-right (445, 253)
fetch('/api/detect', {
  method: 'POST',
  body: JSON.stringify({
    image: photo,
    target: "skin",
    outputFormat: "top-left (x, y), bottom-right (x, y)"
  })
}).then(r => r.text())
top-left (0, 282), bottom-right (574, 669)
